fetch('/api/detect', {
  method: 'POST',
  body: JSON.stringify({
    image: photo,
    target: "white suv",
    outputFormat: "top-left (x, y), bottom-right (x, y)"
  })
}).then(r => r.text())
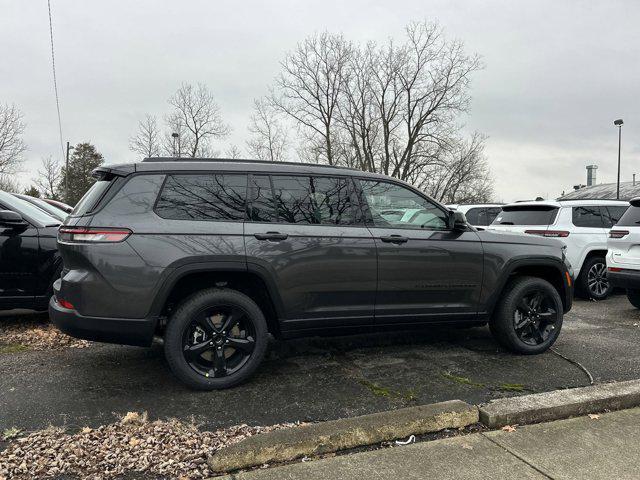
top-left (447, 204), bottom-right (503, 227)
top-left (607, 198), bottom-right (640, 308)
top-left (488, 199), bottom-right (628, 300)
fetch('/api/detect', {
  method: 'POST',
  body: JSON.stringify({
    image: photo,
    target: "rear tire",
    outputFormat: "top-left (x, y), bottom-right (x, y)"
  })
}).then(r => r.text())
top-left (164, 288), bottom-right (268, 390)
top-left (627, 289), bottom-right (640, 309)
top-left (577, 256), bottom-right (612, 300)
top-left (490, 276), bottom-right (563, 354)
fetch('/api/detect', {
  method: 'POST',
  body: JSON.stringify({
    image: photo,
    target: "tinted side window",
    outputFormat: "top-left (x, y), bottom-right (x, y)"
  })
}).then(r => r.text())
top-left (572, 206), bottom-right (604, 228)
top-left (73, 180), bottom-right (113, 216)
top-left (311, 176), bottom-right (356, 225)
top-left (248, 175), bottom-right (277, 222)
top-left (272, 176), bottom-right (316, 224)
top-left (603, 206), bottom-right (629, 227)
top-left (464, 208), bottom-right (482, 225)
top-left (358, 180), bottom-right (448, 230)
top-left (617, 206), bottom-right (640, 227)
top-left (485, 207), bottom-right (502, 225)
top-left (156, 174), bottom-right (247, 221)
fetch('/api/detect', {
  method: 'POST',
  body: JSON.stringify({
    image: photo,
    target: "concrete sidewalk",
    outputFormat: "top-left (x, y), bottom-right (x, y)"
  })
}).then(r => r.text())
top-left (224, 407), bottom-right (640, 479)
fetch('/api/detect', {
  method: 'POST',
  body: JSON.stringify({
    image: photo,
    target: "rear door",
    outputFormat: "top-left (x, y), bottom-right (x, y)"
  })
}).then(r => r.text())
top-left (570, 206), bottom-right (609, 272)
top-left (244, 173), bottom-right (377, 332)
top-left (355, 178), bottom-right (483, 323)
top-left (609, 205), bottom-right (640, 267)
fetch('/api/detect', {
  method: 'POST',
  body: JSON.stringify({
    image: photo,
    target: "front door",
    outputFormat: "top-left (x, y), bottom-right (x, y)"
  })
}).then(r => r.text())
top-left (356, 179), bottom-right (484, 324)
top-left (0, 221), bottom-right (39, 309)
top-left (244, 174), bottom-right (377, 333)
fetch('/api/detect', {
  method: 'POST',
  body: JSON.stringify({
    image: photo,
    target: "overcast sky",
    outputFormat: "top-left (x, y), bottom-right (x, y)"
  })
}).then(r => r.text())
top-left (2, 0), bottom-right (639, 202)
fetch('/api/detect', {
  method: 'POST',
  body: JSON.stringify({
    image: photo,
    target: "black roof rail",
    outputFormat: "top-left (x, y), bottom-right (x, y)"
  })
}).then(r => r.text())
top-left (141, 157), bottom-right (359, 172)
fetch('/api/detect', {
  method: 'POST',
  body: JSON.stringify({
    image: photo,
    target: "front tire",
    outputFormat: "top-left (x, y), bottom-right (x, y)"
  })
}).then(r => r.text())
top-left (627, 289), bottom-right (640, 309)
top-left (490, 276), bottom-right (563, 354)
top-left (164, 288), bottom-right (268, 390)
top-left (578, 256), bottom-right (612, 300)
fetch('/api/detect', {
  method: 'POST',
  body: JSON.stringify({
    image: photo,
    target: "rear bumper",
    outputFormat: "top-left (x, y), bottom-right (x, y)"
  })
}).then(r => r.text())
top-left (49, 296), bottom-right (156, 347)
top-left (608, 269), bottom-right (640, 290)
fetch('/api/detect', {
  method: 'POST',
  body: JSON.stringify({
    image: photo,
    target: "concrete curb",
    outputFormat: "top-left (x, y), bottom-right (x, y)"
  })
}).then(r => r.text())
top-left (479, 379), bottom-right (640, 427)
top-left (207, 399), bottom-right (478, 473)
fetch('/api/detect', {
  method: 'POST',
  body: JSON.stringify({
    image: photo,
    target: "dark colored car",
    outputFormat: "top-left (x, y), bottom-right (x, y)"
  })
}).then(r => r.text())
top-left (0, 191), bottom-right (62, 311)
top-left (50, 158), bottom-right (573, 389)
top-left (12, 193), bottom-right (68, 222)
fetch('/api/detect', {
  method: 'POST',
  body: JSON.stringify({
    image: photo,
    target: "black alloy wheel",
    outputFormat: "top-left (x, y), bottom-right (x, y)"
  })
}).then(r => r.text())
top-left (183, 305), bottom-right (256, 378)
top-left (165, 288), bottom-right (268, 390)
top-left (513, 290), bottom-right (560, 346)
top-left (490, 276), bottom-right (563, 354)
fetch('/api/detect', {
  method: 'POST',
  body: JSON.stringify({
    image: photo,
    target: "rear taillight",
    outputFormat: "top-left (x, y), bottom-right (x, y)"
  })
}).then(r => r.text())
top-left (524, 230), bottom-right (570, 238)
top-left (608, 267), bottom-right (623, 272)
top-left (58, 299), bottom-right (74, 309)
top-left (609, 230), bottom-right (629, 239)
top-left (58, 227), bottom-right (132, 243)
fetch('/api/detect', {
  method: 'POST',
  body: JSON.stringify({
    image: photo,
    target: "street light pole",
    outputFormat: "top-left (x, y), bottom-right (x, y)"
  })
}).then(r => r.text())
top-left (614, 119), bottom-right (624, 200)
top-left (171, 132), bottom-right (179, 157)
top-left (65, 141), bottom-right (74, 202)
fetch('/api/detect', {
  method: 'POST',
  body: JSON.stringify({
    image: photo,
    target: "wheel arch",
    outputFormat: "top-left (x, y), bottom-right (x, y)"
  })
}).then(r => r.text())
top-left (487, 258), bottom-right (570, 317)
top-left (149, 262), bottom-right (284, 338)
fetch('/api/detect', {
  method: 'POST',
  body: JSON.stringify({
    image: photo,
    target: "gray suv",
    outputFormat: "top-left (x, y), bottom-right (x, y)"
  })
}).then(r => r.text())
top-left (50, 158), bottom-right (573, 390)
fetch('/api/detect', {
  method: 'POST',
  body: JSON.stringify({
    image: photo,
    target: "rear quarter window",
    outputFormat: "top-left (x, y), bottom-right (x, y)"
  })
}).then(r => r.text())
top-left (616, 206), bottom-right (640, 227)
top-left (492, 206), bottom-right (559, 226)
top-left (155, 174), bottom-right (248, 221)
top-left (572, 206), bottom-right (604, 228)
top-left (71, 180), bottom-right (113, 216)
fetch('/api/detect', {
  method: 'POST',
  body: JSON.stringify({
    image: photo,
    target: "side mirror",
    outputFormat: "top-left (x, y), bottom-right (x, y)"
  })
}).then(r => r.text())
top-left (449, 210), bottom-right (468, 231)
top-left (0, 210), bottom-right (27, 229)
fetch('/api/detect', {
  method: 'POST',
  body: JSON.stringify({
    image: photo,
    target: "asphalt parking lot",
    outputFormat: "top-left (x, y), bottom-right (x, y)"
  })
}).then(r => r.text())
top-left (2, 295), bottom-right (640, 433)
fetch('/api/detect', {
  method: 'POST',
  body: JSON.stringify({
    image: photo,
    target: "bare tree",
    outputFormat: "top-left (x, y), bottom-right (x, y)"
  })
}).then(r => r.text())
top-left (129, 114), bottom-right (161, 158)
top-left (246, 99), bottom-right (288, 161)
top-left (0, 103), bottom-right (27, 175)
top-left (420, 133), bottom-right (493, 203)
top-left (167, 83), bottom-right (230, 157)
top-left (0, 175), bottom-right (20, 192)
top-left (225, 144), bottom-right (243, 159)
top-left (271, 32), bottom-right (351, 165)
top-left (35, 155), bottom-right (62, 199)
top-left (267, 21), bottom-right (489, 200)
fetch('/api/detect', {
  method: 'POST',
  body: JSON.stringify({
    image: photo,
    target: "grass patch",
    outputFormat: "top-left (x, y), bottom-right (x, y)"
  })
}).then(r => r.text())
top-left (497, 383), bottom-right (531, 393)
top-left (0, 343), bottom-right (29, 355)
top-left (441, 372), bottom-right (485, 388)
top-left (2, 427), bottom-right (22, 441)
top-left (359, 380), bottom-right (418, 402)
top-left (359, 380), bottom-right (392, 397)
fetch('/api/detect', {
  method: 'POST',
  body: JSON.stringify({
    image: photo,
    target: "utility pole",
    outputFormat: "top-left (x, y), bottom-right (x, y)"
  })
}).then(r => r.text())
top-left (614, 119), bottom-right (624, 200)
top-left (65, 141), bottom-right (73, 202)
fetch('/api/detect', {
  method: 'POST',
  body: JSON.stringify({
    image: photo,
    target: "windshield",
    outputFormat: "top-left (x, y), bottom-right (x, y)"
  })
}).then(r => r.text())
top-left (0, 191), bottom-right (61, 226)
top-left (492, 205), bottom-right (559, 226)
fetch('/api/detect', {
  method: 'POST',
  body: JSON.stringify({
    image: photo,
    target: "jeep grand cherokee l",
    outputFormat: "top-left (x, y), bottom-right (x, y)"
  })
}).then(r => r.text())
top-left (50, 158), bottom-right (573, 390)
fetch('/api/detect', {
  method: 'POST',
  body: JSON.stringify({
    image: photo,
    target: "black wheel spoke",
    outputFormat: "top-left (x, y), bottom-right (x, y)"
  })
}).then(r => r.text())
top-left (220, 309), bottom-right (242, 333)
top-left (538, 308), bottom-right (556, 319)
top-left (213, 347), bottom-right (227, 376)
top-left (531, 325), bottom-right (545, 344)
top-left (227, 336), bottom-right (255, 353)
top-left (514, 315), bottom-right (529, 330)
top-left (184, 340), bottom-right (211, 360)
top-left (517, 298), bottom-right (531, 312)
top-left (197, 315), bottom-right (217, 335)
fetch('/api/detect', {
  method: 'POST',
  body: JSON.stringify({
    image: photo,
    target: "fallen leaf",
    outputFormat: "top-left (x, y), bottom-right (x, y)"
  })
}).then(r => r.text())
top-left (501, 425), bottom-right (517, 432)
top-left (588, 414), bottom-right (600, 420)
top-left (461, 443), bottom-right (473, 450)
